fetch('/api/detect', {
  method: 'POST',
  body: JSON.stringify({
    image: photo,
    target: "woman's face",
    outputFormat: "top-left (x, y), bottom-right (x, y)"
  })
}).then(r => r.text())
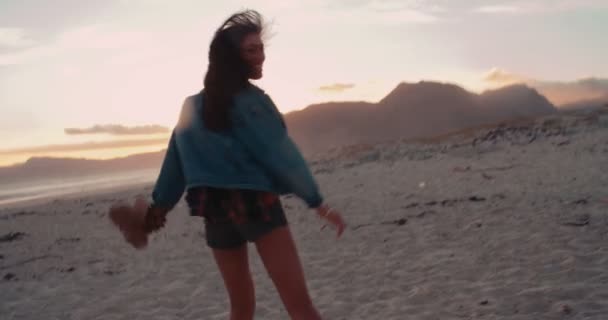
top-left (241, 32), bottom-right (265, 80)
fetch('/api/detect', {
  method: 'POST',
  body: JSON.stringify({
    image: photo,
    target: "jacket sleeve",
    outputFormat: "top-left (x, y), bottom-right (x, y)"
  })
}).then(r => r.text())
top-left (151, 130), bottom-right (186, 211)
top-left (232, 92), bottom-right (323, 208)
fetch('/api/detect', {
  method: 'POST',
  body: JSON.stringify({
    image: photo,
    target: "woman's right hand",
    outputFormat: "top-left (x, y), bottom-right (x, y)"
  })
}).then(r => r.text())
top-left (316, 205), bottom-right (346, 238)
top-left (109, 198), bottom-right (149, 249)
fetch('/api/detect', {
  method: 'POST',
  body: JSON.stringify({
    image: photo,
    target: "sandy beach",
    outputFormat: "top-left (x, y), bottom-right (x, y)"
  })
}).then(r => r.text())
top-left (2, 108), bottom-right (608, 319)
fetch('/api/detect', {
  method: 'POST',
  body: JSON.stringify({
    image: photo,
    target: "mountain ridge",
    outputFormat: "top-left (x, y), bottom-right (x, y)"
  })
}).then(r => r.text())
top-left (1, 81), bottom-right (559, 181)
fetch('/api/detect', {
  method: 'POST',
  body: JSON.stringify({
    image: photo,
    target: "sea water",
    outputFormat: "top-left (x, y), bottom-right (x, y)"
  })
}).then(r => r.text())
top-left (0, 168), bottom-right (158, 207)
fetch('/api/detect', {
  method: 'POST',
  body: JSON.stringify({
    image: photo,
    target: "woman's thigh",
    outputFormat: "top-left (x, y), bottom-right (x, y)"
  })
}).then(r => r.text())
top-left (212, 245), bottom-right (255, 308)
top-left (254, 226), bottom-right (313, 307)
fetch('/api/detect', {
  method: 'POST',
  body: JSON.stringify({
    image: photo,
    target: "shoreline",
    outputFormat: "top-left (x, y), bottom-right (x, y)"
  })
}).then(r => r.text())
top-left (0, 180), bottom-right (154, 212)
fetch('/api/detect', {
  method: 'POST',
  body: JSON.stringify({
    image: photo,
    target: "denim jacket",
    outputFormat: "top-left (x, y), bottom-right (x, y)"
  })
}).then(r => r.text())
top-left (151, 86), bottom-right (323, 211)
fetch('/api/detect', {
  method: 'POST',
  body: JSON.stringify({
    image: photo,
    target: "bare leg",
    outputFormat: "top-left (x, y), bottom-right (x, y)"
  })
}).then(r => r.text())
top-left (255, 226), bottom-right (322, 320)
top-left (212, 244), bottom-right (256, 320)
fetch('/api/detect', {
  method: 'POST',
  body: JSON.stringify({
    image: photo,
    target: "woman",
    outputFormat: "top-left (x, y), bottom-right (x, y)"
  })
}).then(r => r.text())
top-left (109, 10), bottom-right (346, 320)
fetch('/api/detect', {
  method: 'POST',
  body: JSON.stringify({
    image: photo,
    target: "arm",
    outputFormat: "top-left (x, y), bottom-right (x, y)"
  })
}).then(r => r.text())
top-left (150, 130), bottom-right (186, 212)
top-left (109, 131), bottom-right (185, 239)
top-left (232, 92), bottom-right (323, 208)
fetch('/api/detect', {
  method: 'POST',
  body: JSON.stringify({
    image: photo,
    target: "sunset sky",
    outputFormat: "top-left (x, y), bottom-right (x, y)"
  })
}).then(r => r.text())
top-left (1, 0), bottom-right (607, 166)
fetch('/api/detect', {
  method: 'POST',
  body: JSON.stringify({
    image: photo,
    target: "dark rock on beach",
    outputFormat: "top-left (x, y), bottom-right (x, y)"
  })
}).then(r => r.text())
top-left (0, 232), bottom-right (27, 243)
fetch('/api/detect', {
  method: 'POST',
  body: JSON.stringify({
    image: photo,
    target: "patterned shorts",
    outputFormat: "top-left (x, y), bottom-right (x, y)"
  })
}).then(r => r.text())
top-left (185, 186), bottom-right (287, 249)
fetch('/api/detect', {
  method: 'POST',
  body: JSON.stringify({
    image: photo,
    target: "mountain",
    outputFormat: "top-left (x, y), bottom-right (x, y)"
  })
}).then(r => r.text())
top-left (477, 84), bottom-right (556, 119)
top-left (1, 81), bottom-right (557, 181)
top-left (285, 81), bottom-right (557, 153)
top-left (0, 151), bottom-right (165, 183)
top-left (558, 95), bottom-right (608, 110)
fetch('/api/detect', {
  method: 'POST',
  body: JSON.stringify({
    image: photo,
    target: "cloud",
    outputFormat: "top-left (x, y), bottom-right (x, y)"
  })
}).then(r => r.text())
top-left (472, 0), bottom-right (608, 14)
top-left (483, 68), bottom-right (530, 84)
top-left (318, 83), bottom-right (356, 93)
top-left (0, 137), bottom-right (169, 156)
top-left (483, 68), bottom-right (608, 106)
top-left (362, 0), bottom-right (442, 24)
top-left (0, 24), bottom-right (162, 66)
top-left (474, 5), bottom-right (522, 14)
top-left (366, 0), bottom-right (442, 13)
top-left (547, 0), bottom-right (608, 10)
top-left (64, 124), bottom-right (170, 136)
top-left (0, 26), bottom-right (86, 66)
top-left (378, 9), bottom-right (440, 24)
top-left (0, 28), bottom-right (34, 48)
top-left (0, 1), bottom-right (441, 67)
top-left (282, 0), bottom-right (443, 27)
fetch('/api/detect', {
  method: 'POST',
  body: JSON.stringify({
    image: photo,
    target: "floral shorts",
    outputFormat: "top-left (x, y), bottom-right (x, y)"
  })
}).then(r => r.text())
top-left (185, 186), bottom-right (287, 249)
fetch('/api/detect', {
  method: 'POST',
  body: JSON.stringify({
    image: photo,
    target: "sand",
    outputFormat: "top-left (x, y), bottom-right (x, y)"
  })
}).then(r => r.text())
top-left (1, 108), bottom-right (608, 319)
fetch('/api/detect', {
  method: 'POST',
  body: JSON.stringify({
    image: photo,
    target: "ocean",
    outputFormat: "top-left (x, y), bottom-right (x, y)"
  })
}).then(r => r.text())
top-left (0, 168), bottom-right (159, 208)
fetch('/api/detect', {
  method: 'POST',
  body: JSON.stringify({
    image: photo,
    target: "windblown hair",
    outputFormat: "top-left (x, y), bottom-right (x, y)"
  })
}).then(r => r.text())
top-left (203, 10), bottom-right (264, 131)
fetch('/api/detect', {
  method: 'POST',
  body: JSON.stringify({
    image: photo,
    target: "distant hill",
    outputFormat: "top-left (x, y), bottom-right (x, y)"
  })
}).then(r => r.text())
top-left (558, 95), bottom-right (608, 111)
top-left (0, 151), bottom-right (165, 183)
top-left (285, 81), bottom-right (556, 153)
top-left (1, 81), bottom-right (557, 181)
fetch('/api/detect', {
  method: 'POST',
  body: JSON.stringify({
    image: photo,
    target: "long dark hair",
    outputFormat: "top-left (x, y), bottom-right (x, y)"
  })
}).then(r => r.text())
top-left (203, 10), bottom-right (264, 131)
